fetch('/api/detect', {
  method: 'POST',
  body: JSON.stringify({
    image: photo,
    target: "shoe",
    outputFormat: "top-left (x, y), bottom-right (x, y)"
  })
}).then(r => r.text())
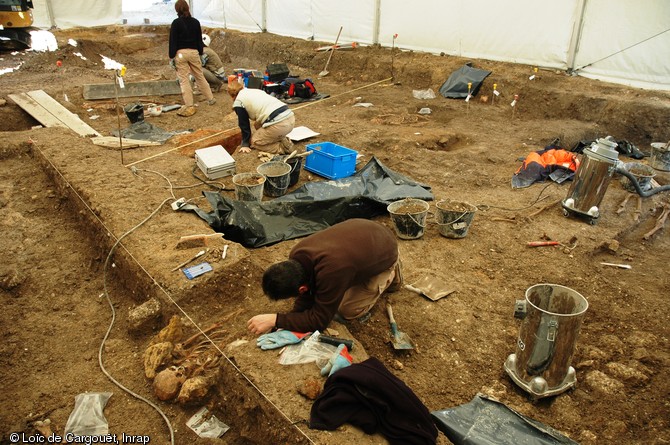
top-left (280, 136), bottom-right (294, 153)
top-left (207, 98), bottom-right (216, 105)
top-left (386, 259), bottom-right (404, 293)
top-left (332, 313), bottom-right (349, 325)
top-left (177, 105), bottom-right (197, 117)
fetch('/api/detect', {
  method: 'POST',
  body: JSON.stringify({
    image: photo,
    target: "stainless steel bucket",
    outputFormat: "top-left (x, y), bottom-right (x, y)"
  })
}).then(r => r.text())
top-left (562, 137), bottom-right (619, 222)
top-left (504, 284), bottom-right (588, 399)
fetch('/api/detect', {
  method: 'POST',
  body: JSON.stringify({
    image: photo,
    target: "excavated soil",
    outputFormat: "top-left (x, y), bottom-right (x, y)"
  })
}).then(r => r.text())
top-left (1, 25), bottom-right (669, 445)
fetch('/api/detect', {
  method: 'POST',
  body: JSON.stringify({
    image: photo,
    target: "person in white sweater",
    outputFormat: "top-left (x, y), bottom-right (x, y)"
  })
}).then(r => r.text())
top-left (227, 80), bottom-right (295, 154)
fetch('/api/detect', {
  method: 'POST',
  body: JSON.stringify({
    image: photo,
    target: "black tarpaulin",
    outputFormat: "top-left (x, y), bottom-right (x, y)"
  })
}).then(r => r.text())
top-left (439, 64), bottom-right (492, 99)
top-left (183, 157), bottom-right (433, 247)
top-left (431, 394), bottom-right (579, 445)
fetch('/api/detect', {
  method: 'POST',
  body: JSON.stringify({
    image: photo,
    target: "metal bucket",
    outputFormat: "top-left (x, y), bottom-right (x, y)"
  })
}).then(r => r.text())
top-left (435, 199), bottom-right (476, 239)
top-left (563, 137), bottom-right (619, 221)
top-left (650, 142), bottom-right (670, 172)
top-left (619, 162), bottom-right (656, 193)
top-left (124, 103), bottom-right (144, 123)
top-left (257, 161), bottom-right (291, 197)
top-left (387, 198), bottom-right (429, 240)
top-left (504, 284), bottom-right (588, 399)
top-left (232, 172), bottom-right (265, 201)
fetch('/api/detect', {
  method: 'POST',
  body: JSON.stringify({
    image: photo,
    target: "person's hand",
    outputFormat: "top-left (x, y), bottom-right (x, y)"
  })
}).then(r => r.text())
top-left (238, 146), bottom-right (251, 154)
top-left (320, 344), bottom-right (353, 377)
top-left (200, 53), bottom-right (208, 66)
top-left (256, 330), bottom-right (310, 350)
top-left (169, 58), bottom-right (176, 70)
top-left (247, 314), bottom-right (276, 335)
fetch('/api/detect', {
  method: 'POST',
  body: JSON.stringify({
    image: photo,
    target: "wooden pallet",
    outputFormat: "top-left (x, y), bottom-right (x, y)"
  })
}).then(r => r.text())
top-left (8, 90), bottom-right (101, 137)
top-left (83, 80), bottom-right (182, 100)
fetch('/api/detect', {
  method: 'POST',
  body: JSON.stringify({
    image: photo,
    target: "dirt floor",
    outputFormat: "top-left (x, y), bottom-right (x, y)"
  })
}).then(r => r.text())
top-left (1, 25), bottom-right (669, 445)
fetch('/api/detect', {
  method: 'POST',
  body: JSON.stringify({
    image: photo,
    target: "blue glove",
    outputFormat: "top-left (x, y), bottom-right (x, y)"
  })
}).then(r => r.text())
top-left (257, 330), bottom-right (309, 350)
top-left (200, 53), bottom-right (208, 66)
top-left (320, 344), bottom-right (353, 377)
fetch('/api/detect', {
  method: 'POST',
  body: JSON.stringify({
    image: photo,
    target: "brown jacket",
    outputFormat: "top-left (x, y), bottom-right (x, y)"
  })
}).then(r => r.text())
top-left (275, 219), bottom-right (398, 332)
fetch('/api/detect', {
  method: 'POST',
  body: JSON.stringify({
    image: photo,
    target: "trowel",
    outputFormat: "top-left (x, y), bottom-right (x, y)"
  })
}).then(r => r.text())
top-left (386, 304), bottom-right (414, 350)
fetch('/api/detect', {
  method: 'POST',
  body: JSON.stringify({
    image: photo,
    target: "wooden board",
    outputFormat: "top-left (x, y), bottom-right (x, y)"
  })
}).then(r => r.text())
top-left (83, 80), bottom-right (182, 100)
top-left (91, 136), bottom-right (161, 149)
top-left (9, 90), bottom-right (101, 137)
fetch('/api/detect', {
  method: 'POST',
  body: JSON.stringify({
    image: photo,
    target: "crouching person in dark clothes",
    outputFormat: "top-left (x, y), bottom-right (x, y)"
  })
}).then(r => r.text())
top-left (247, 218), bottom-right (403, 335)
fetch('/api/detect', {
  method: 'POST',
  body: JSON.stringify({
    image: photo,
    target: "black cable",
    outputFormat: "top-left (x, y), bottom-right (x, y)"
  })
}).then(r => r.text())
top-left (191, 164), bottom-right (233, 191)
top-left (478, 182), bottom-right (556, 212)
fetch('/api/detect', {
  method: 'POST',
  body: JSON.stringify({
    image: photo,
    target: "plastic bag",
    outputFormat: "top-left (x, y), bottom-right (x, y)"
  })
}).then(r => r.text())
top-left (413, 88), bottom-right (436, 100)
top-left (64, 392), bottom-right (112, 436)
top-left (186, 407), bottom-right (230, 439)
top-left (279, 331), bottom-right (337, 365)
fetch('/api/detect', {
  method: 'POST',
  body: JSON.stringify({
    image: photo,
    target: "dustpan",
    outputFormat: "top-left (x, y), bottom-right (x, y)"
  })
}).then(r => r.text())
top-left (405, 274), bottom-right (456, 301)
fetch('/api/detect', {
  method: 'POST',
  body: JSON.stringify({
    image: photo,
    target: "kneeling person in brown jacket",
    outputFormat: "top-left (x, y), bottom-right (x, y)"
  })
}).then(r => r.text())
top-left (247, 218), bottom-right (403, 335)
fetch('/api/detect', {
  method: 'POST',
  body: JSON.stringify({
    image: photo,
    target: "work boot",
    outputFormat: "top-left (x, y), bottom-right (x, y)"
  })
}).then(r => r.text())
top-left (280, 136), bottom-right (294, 153)
top-left (386, 259), bottom-right (404, 293)
top-left (177, 105), bottom-right (197, 117)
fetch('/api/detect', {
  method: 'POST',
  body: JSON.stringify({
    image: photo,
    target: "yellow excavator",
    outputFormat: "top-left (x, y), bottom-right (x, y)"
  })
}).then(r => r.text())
top-left (0, 0), bottom-right (34, 50)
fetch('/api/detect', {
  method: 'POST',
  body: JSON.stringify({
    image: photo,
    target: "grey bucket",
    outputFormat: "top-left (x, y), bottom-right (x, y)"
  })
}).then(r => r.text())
top-left (124, 103), bottom-right (144, 123)
top-left (650, 142), bottom-right (670, 172)
top-left (232, 172), bottom-right (265, 201)
top-left (435, 199), bottom-right (476, 238)
top-left (619, 162), bottom-right (656, 193)
top-left (387, 198), bottom-right (429, 240)
top-left (257, 161), bottom-right (291, 197)
top-left (504, 284), bottom-right (588, 399)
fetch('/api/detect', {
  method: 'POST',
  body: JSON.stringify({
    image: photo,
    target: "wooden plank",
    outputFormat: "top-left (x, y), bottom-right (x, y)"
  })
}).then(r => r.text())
top-left (83, 80), bottom-right (182, 100)
top-left (91, 136), bottom-right (161, 149)
top-left (8, 92), bottom-right (68, 129)
top-left (26, 90), bottom-right (101, 137)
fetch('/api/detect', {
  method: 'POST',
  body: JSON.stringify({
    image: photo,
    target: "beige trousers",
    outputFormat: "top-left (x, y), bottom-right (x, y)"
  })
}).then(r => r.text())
top-left (337, 259), bottom-right (399, 320)
top-left (175, 49), bottom-right (213, 106)
top-left (251, 114), bottom-right (295, 154)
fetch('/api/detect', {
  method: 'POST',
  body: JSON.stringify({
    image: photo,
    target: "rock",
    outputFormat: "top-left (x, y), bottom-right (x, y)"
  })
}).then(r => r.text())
top-left (127, 297), bottom-right (162, 335)
top-left (599, 239), bottom-right (620, 253)
top-left (177, 376), bottom-right (212, 405)
top-left (0, 99), bottom-right (6, 107)
top-left (600, 334), bottom-right (625, 356)
top-left (584, 370), bottom-right (624, 395)
top-left (578, 430), bottom-right (598, 444)
top-left (602, 420), bottom-right (628, 440)
top-left (392, 360), bottom-right (404, 370)
top-left (151, 315), bottom-right (187, 345)
top-left (605, 362), bottom-right (649, 386)
top-left (297, 376), bottom-right (322, 400)
top-left (143, 341), bottom-right (174, 379)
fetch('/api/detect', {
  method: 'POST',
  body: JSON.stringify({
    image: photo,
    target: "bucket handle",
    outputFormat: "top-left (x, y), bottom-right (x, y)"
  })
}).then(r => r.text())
top-left (435, 211), bottom-right (469, 226)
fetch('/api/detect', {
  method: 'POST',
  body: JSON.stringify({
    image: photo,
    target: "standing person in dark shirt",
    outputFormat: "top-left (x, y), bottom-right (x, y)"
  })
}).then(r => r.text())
top-left (247, 219), bottom-right (403, 334)
top-left (169, 0), bottom-right (215, 117)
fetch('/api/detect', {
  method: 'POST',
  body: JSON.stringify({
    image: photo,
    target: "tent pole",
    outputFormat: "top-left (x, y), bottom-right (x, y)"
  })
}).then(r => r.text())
top-left (372, 0), bottom-right (381, 45)
top-left (566, 0), bottom-right (588, 74)
top-left (261, 0), bottom-right (267, 32)
top-left (45, 0), bottom-right (57, 29)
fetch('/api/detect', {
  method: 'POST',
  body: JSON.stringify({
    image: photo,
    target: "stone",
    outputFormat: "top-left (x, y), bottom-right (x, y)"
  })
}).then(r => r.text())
top-left (127, 297), bottom-right (162, 335)
top-left (297, 376), bottom-right (322, 400)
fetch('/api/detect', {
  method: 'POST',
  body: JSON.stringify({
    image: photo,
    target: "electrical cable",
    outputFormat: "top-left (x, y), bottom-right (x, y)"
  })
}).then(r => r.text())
top-left (29, 141), bottom-right (316, 444)
top-left (477, 182), bottom-right (556, 212)
top-left (190, 164), bottom-right (233, 191)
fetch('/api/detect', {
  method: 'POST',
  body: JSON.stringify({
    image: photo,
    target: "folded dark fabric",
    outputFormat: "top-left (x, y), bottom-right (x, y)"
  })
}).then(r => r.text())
top-left (310, 357), bottom-right (438, 445)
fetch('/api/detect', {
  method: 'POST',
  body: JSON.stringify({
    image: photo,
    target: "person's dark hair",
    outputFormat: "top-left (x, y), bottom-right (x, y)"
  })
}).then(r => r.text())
top-left (175, 0), bottom-right (191, 18)
top-left (262, 260), bottom-right (306, 300)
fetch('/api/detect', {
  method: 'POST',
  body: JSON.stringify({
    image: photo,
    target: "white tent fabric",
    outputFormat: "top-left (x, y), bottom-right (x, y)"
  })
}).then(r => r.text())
top-left (30, 0), bottom-right (670, 91)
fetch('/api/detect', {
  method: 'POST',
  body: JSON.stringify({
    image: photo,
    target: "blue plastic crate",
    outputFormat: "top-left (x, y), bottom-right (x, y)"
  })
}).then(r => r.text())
top-left (304, 142), bottom-right (357, 179)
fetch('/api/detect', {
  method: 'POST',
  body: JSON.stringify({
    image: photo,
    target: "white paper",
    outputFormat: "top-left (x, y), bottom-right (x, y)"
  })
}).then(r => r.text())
top-left (287, 126), bottom-right (320, 141)
top-left (186, 407), bottom-right (230, 439)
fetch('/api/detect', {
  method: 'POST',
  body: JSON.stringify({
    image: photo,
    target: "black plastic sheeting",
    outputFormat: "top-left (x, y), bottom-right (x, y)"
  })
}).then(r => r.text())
top-left (183, 157), bottom-right (433, 247)
top-left (111, 121), bottom-right (186, 144)
top-left (431, 394), bottom-right (579, 445)
top-left (439, 64), bottom-right (492, 99)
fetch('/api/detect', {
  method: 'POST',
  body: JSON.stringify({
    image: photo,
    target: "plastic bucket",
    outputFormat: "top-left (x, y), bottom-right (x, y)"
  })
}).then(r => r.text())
top-left (387, 198), bottom-right (429, 240)
top-left (619, 162), bottom-right (656, 192)
top-left (257, 161), bottom-right (291, 197)
top-left (273, 155), bottom-right (303, 187)
top-left (504, 284), bottom-right (588, 399)
top-left (232, 172), bottom-right (265, 201)
top-left (435, 199), bottom-right (476, 238)
top-left (650, 142), bottom-right (670, 172)
top-left (124, 103), bottom-right (144, 123)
